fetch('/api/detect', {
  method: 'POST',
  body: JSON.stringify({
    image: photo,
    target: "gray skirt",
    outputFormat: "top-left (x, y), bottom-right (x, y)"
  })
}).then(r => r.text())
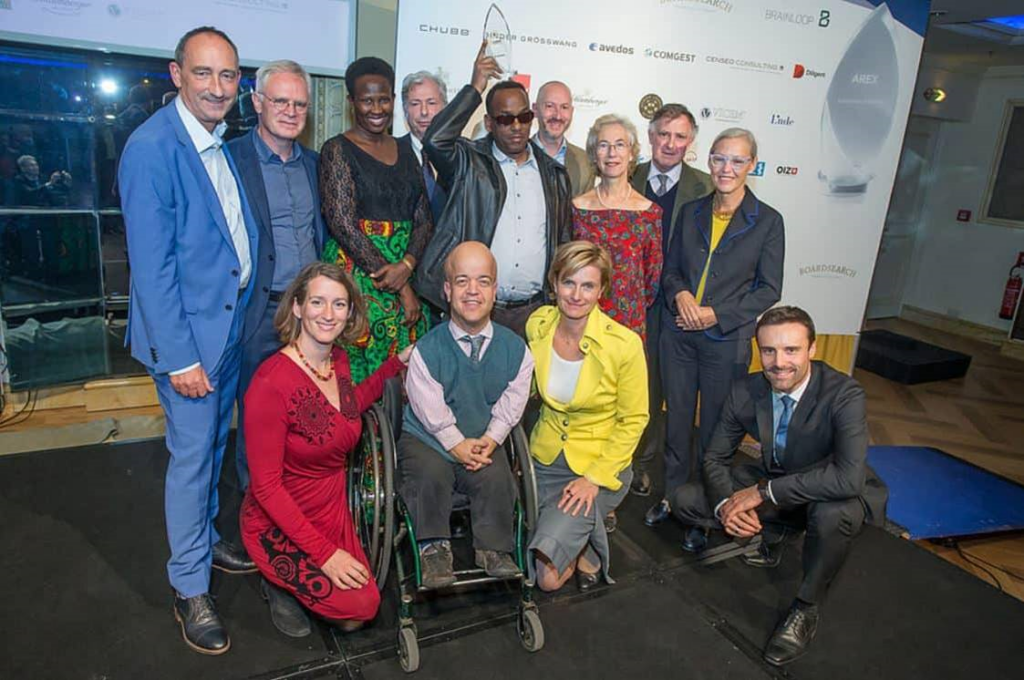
top-left (527, 452), bottom-right (632, 583)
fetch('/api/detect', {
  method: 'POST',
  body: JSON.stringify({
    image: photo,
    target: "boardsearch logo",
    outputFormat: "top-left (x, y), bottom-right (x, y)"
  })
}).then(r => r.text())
top-left (793, 64), bottom-right (827, 79)
top-left (776, 166), bottom-right (799, 175)
top-left (799, 264), bottom-right (858, 279)
top-left (589, 43), bottom-right (635, 55)
top-left (644, 48), bottom-right (696, 63)
top-left (765, 8), bottom-right (830, 27)
top-left (660, 0), bottom-right (733, 13)
top-left (749, 161), bottom-right (766, 177)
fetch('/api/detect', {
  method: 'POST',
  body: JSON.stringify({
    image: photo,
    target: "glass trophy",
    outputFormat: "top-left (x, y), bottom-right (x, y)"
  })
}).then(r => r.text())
top-left (818, 3), bottom-right (900, 194)
top-left (483, 3), bottom-right (514, 78)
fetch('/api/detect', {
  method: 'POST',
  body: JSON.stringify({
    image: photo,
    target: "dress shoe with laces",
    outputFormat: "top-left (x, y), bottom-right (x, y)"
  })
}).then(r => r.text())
top-left (261, 578), bottom-right (312, 638)
top-left (630, 471), bottom-right (652, 497)
top-left (173, 593), bottom-right (230, 655)
top-left (681, 525), bottom-right (709, 553)
top-left (212, 540), bottom-right (257, 574)
top-left (474, 549), bottom-right (521, 578)
top-left (742, 539), bottom-right (783, 568)
top-left (763, 601), bottom-right (819, 666)
top-left (644, 499), bottom-right (672, 527)
top-left (419, 540), bottom-right (456, 589)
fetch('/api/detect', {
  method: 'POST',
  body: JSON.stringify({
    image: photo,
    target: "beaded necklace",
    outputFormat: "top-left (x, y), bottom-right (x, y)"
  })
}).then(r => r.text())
top-left (292, 342), bottom-right (334, 382)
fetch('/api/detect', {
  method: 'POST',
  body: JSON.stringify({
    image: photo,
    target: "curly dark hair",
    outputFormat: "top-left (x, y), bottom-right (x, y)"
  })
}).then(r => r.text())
top-left (344, 57), bottom-right (395, 96)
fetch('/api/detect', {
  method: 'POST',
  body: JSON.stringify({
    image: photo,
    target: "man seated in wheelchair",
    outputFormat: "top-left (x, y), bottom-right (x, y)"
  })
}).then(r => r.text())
top-left (399, 241), bottom-right (536, 588)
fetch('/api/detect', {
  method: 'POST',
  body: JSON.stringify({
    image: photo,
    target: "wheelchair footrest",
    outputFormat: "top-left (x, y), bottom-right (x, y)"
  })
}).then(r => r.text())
top-left (695, 535), bottom-right (763, 566)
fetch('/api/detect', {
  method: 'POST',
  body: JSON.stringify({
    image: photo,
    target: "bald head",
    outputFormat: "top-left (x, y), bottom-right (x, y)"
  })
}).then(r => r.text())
top-left (534, 80), bottom-right (575, 146)
top-left (443, 241), bottom-right (498, 334)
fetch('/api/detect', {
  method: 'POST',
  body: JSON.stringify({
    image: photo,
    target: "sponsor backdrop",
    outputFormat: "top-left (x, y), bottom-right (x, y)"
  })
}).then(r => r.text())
top-left (0, 0), bottom-right (354, 76)
top-left (394, 0), bottom-right (930, 336)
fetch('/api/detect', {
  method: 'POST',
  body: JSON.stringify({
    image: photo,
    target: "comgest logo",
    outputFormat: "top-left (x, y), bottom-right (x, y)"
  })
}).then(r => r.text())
top-left (590, 43), bottom-right (635, 55)
top-left (644, 48), bottom-right (696, 62)
top-left (793, 64), bottom-right (826, 79)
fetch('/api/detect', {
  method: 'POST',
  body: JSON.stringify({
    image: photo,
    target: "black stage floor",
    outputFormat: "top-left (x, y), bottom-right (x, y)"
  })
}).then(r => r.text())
top-left (2, 438), bottom-right (1022, 679)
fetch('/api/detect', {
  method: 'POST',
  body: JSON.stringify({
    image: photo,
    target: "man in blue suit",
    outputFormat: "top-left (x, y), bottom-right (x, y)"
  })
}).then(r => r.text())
top-left (398, 70), bottom-right (448, 223)
top-left (225, 60), bottom-right (325, 639)
top-left (119, 26), bottom-right (258, 655)
top-left (226, 60), bottom-right (325, 493)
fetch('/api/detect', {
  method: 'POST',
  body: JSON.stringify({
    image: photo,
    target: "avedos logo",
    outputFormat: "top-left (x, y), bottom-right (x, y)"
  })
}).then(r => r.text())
top-left (589, 43), bottom-right (634, 55)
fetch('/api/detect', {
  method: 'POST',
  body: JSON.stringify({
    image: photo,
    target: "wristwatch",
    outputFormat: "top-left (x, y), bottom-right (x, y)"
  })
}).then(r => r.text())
top-left (756, 478), bottom-right (773, 504)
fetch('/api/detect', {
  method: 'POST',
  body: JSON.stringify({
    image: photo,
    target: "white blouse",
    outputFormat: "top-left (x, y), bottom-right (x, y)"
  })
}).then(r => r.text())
top-left (547, 350), bottom-right (583, 404)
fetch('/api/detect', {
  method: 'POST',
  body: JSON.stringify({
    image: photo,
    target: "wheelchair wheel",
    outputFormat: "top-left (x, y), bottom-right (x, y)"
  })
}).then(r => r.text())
top-left (398, 625), bottom-right (420, 673)
top-left (517, 606), bottom-right (544, 652)
top-left (509, 425), bottom-right (539, 536)
top-left (350, 403), bottom-right (395, 590)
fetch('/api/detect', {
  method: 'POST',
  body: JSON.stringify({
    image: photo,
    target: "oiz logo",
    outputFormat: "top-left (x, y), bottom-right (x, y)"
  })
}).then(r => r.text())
top-left (776, 166), bottom-right (799, 176)
top-left (819, 10), bottom-right (830, 28)
top-left (750, 161), bottom-right (766, 177)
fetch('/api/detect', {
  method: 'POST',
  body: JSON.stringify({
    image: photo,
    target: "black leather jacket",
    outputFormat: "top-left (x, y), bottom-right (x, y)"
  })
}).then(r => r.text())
top-left (415, 84), bottom-right (572, 310)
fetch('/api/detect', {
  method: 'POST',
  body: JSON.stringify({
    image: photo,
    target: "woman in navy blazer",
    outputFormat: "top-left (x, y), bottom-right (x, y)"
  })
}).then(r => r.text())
top-left (648, 127), bottom-right (784, 551)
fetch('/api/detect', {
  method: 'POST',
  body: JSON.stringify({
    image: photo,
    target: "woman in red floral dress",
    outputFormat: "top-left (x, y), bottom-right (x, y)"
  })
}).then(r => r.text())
top-left (241, 262), bottom-right (410, 637)
top-left (571, 114), bottom-right (662, 341)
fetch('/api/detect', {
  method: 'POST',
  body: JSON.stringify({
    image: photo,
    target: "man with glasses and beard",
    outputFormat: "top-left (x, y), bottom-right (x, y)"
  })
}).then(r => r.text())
top-left (532, 80), bottom-right (594, 196)
top-left (415, 42), bottom-right (572, 337)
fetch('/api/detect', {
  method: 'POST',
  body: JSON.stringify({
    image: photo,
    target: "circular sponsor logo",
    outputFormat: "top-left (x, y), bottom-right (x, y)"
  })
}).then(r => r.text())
top-left (638, 93), bottom-right (663, 120)
top-left (700, 107), bottom-right (712, 119)
top-left (589, 43), bottom-right (599, 51)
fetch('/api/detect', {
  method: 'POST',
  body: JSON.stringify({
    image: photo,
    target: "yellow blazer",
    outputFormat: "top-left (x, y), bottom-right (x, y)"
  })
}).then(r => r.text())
top-left (526, 305), bottom-right (649, 491)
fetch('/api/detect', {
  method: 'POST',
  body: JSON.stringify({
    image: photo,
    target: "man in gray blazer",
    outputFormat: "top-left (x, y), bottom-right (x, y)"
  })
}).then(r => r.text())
top-left (630, 103), bottom-right (713, 504)
top-left (532, 80), bottom-right (594, 196)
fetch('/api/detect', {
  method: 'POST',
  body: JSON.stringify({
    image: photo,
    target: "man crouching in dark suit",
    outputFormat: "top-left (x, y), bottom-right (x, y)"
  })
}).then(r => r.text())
top-left (673, 305), bottom-right (887, 666)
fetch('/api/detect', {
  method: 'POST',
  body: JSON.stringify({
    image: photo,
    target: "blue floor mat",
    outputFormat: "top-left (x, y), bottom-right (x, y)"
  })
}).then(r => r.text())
top-left (867, 446), bottom-right (1024, 539)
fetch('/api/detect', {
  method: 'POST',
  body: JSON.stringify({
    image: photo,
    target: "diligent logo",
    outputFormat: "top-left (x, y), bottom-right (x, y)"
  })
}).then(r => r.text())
top-left (589, 43), bottom-right (635, 55)
top-left (644, 48), bottom-right (696, 62)
top-left (793, 64), bottom-right (827, 79)
top-left (799, 264), bottom-right (858, 278)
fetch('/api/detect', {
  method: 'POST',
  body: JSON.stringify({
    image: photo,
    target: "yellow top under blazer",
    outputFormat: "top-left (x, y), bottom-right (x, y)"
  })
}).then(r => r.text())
top-left (526, 305), bottom-right (649, 491)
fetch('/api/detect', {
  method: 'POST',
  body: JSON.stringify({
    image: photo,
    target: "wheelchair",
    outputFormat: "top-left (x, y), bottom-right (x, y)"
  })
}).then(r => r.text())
top-left (348, 379), bottom-right (544, 673)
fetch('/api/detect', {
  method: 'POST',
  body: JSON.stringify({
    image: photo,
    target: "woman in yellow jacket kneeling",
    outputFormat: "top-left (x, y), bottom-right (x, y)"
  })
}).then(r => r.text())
top-left (526, 241), bottom-right (649, 592)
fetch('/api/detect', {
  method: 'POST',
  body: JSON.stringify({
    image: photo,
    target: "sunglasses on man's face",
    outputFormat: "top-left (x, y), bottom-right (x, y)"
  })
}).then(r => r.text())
top-left (492, 110), bottom-right (535, 126)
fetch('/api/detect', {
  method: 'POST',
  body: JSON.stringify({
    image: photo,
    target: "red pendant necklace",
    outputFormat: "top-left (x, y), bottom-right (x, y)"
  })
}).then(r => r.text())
top-left (293, 342), bottom-right (334, 382)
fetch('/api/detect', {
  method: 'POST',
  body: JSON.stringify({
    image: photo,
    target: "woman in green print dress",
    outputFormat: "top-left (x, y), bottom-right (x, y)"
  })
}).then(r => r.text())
top-left (319, 57), bottom-right (433, 383)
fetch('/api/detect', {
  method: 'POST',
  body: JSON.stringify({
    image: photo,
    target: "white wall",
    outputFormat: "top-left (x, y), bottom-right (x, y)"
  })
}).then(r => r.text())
top-left (902, 65), bottom-right (1024, 332)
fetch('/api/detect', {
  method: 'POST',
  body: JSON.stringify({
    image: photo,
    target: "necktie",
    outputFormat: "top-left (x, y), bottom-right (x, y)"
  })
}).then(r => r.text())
top-left (773, 395), bottom-right (794, 467)
top-left (461, 335), bottom-right (485, 363)
top-left (421, 152), bottom-right (437, 200)
top-left (655, 174), bottom-right (669, 197)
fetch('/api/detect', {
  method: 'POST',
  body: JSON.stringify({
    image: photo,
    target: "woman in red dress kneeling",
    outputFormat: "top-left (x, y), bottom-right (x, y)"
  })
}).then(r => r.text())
top-left (241, 261), bottom-right (411, 637)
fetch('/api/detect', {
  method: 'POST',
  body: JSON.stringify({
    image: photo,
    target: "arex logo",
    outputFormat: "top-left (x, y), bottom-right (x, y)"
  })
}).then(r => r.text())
top-left (750, 161), bottom-right (766, 177)
top-left (776, 166), bottom-right (799, 175)
top-left (793, 64), bottom-right (826, 79)
top-left (851, 73), bottom-right (879, 85)
top-left (589, 43), bottom-right (634, 55)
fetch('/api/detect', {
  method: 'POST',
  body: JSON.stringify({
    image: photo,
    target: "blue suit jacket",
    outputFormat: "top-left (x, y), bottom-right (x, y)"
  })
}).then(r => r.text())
top-left (119, 102), bottom-right (259, 373)
top-left (226, 128), bottom-right (326, 345)
top-left (661, 188), bottom-right (785, 342)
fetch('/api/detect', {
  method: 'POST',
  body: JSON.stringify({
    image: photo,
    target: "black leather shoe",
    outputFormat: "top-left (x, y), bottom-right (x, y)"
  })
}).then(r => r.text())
top-left (681, 526), bottom-right (708, 553)
top-left (261, 578), bottom-right (312, 638)
top-left (763, 601), bottom-right (820, 666)
top-left (576, 569), bottom-right (600, 593)
top-left (604, 510), bottom-right (618, 534)
top-left (173, 593), bottom-right (230, 655)
top-left (474, 549), bottom-right (521, 578)
top-left (742, 540), bottom-right (783, 568)
top-left (644, 499), bottom-right (671, 527)
top-left (419, 540), bottom-right (456, 589)
top-left (630, 471), bottom-right (652, 497)
top-left (212, 540), bottom-right (257, 574)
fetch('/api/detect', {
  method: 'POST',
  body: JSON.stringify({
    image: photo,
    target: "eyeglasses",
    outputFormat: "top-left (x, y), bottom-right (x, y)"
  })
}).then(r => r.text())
top-left (709, 154), bottom-right (752, 169)
top-left (257, 93), bottom-right (309, 113)
top-left (492, 110), bottom-right (535, 126)
top-left (596, 141), bottom-right (630, 154)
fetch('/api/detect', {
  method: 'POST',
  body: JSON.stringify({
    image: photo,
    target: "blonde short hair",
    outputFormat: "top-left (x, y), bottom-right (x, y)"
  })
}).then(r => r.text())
top-left (547, 240), bottom-right (613, 298)
top-left (273, 262), bottom-right (367, 345)
top-left (585, 113), bottom-right (641, 176)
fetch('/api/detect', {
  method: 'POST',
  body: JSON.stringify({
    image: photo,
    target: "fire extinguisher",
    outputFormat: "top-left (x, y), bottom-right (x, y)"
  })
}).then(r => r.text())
top-left (1000, 253), bottom-right (1024, 320)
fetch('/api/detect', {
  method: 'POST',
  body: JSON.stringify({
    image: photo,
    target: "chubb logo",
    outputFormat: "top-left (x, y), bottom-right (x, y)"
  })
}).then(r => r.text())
top-left (851, 73), bottom-right (879, 85)
top-left (776, 166), bottom-right (799, 175)
top-left (589, 43), bottom-right (634, 54)
top-left (750, 161), bottom-right (766, 177)
top-left (793, 64), bottom-right (826, 79)
top-left (419, 24), bottom-right (472, 37)
top-left (769, 113), bottom-right (794, 126)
